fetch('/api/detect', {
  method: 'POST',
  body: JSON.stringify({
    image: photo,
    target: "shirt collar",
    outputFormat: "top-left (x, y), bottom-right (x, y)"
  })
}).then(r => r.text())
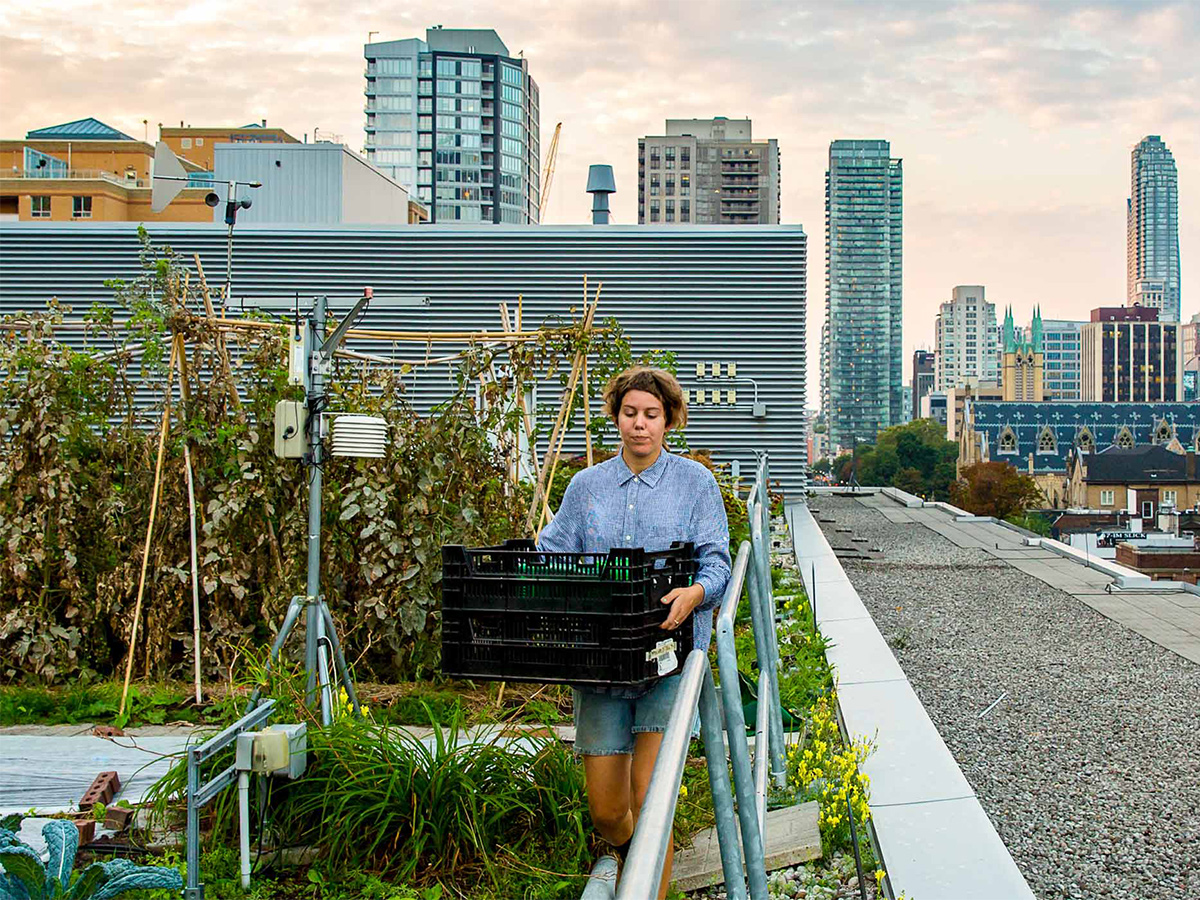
top-left (615, 446), bottom-right (671, 487)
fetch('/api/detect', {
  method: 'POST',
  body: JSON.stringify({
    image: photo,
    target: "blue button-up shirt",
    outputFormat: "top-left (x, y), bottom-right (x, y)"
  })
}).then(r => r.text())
top-left (537, 448), bottom-right (732, 657)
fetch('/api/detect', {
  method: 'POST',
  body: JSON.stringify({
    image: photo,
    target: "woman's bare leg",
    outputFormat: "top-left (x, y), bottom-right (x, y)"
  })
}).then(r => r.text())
top-left (583, 753), bottom-right (634, 847)
top-left (631, 731), bottom-right (672, 900)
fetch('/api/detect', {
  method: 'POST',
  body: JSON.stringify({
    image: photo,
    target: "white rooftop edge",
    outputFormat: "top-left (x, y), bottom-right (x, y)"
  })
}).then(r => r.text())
top-left (787, 496), bottom-right (1036, 900)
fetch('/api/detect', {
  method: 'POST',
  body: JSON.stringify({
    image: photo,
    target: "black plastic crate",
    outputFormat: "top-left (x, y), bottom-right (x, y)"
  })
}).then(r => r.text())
top-left (440, 539), bottom-right (697, 686)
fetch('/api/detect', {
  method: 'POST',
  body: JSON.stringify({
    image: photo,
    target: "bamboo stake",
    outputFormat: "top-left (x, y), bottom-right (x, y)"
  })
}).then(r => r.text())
top-left (171, 329), bottom-right (203, 705)
top-left (583, 354), bottom-right (593, 467)
top-left (526, 346), bottom-right (582, 534)
top-left (529, 285), bottom-right (601, 535)
top-left (119, 337), bottom-right (179, 716)
top-left (501, 301), bottom-right (541, 483)
top-left (183, 441), bottom-right (201, 705)
top-left (580, 274), bottom-right (593, 466)
top-left (193, 256), bottom-right (242, 415)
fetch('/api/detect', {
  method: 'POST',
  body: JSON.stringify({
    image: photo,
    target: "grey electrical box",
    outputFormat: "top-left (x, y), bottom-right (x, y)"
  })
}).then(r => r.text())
top-left (274, 400), bottom-right (308, 458)
top-left (753, 402), bottom-right (767, 418)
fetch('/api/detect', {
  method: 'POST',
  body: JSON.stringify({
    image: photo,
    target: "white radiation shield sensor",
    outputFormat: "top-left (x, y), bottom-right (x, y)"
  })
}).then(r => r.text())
top-left (330, 415), bottom-right (388, 458)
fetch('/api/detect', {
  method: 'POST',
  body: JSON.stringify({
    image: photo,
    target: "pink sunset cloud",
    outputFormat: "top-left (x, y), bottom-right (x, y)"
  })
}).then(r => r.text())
top-left (1, 0), bottom-right (1195, 401)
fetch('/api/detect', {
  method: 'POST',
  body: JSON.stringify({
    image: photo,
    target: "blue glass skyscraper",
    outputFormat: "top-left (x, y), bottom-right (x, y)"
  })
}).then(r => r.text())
top-left (1127, 135), bottom-right (1180, 321)
top-left (822, 140), bottom-right (902, 451)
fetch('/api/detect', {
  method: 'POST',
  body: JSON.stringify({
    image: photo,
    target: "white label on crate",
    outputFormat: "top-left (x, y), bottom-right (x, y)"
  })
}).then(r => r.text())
top-left (646, 639), bottom-right (678, 677)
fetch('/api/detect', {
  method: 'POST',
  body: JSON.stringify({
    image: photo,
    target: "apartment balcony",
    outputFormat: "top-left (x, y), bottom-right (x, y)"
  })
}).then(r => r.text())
top-left (3, 168), bottom-right (144, 187)
top-left (482, 66), bottom-right (495, 80)
top-left (481, 137), bottom-right (495, 152)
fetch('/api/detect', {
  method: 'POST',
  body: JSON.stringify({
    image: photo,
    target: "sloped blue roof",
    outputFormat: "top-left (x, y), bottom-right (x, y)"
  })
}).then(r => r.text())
top-left (974, 402), bottom-right (1200, 474)
top-left (26, 118), bottom-right (135, 140)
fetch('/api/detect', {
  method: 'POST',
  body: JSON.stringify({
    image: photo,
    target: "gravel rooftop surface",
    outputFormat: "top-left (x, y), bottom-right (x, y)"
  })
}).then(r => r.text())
top-left (811, 495), bottom-right (1200, 900)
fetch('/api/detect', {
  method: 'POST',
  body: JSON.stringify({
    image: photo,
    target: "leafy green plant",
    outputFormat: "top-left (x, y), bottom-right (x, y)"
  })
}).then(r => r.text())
top-left (0, 819), bottom-right (181, 899)
top-left (0, 232), bottom-right (662, 686)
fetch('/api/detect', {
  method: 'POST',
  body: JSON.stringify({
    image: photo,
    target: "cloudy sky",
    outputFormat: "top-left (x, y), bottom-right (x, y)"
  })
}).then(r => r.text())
top-left (2, 0), bottom-right (1196, 398)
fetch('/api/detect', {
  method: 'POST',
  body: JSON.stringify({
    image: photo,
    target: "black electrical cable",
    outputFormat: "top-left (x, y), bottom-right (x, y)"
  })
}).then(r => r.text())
top-left (251, 773), bottom-right (273, 875)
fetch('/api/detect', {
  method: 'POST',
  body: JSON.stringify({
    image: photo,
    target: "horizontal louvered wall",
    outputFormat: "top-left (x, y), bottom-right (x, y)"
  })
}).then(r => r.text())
top-left (0, 223), bottom-right (808, 495)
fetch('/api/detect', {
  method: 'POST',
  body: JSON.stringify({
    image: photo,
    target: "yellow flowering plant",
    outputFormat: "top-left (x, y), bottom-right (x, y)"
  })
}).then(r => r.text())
top-left (786, 691), bottom-right (874, 851)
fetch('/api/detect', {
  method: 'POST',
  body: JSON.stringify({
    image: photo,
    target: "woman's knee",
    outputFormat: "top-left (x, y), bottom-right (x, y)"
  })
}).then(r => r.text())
top-left (584, 754), bottom-right (632, 832)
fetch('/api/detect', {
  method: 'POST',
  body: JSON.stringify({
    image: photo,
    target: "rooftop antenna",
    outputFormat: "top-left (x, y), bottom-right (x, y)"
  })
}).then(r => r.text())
top-left (152, 141), bottom-right (260, 308)
top-left (586, 164), bottom-right (615, 225)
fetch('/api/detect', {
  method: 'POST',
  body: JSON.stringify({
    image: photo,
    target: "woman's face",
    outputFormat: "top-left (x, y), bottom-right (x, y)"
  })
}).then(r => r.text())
top-left (617, 389), bottom-right (669, 460)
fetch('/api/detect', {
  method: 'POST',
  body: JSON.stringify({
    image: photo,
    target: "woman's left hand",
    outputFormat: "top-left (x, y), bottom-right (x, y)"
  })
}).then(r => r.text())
top-left (659, 584), bottom-right (705, 630)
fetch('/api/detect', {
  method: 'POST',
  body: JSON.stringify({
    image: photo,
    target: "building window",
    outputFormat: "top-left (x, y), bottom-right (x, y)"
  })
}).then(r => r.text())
top-left (195, 138), bottom-right (204, 146)
top-left (1163, 489), bottom-right (1178, 507)
top-left (680, 200), bottom-right (689, 219)
top-left (72, 196), bottom-right (92, 219)
top-left (998, 426), bottom-right (1017, 454)
top-left (1076, 427), bottom-right (1095, 453)
top-left (1100, 489), bottom-right (1115, 507)
top-left (181, 138), bottom-right (192, 149)
top-left (30, 196), bottom-right (50, 218)
top-left (1116, 426), bottom-right (1134, 449)
top-left (1154, 419), bottom-right (1174, 444)
top-left (1037, 427), bottom-right (1057, 454)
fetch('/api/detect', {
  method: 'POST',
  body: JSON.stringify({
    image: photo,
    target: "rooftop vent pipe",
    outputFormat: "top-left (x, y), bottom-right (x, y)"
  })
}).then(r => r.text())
top-left (586, 164), bottom-right (615, 225)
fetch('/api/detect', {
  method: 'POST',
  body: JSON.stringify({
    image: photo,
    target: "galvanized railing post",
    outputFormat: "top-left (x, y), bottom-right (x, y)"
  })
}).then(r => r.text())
top-left (749, 503), bottom-right (787, 789)
top-left (699, 663), bottom-right (749, 900)
top-left (715, 547), bottom-right (771, 900)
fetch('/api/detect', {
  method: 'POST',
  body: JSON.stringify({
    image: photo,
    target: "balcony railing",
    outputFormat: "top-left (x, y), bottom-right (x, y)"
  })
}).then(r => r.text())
top-left (3, 169), bottom-right (147, 187)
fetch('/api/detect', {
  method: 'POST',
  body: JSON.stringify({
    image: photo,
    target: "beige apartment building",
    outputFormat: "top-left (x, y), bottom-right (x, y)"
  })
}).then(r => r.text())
top-left (638, 117), bottom-right (780, 225)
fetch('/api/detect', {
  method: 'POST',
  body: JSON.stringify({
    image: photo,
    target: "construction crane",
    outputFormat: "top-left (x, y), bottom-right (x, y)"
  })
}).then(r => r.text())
top-left (538, 122), bottom-right (562, 222)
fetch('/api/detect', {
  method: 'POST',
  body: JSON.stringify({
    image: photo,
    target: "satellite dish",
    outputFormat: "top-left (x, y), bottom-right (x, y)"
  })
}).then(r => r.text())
top-left (151, 141), bottom-right (189, 212)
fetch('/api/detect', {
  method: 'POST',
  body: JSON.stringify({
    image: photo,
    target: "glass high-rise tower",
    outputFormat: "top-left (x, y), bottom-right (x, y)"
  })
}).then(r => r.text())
top-left (364, 28), bottom-right (540, 224)
top-left (822, 140), bottom-right (902, 452)
top-left (1127, 135), bottom-right (1180, 321)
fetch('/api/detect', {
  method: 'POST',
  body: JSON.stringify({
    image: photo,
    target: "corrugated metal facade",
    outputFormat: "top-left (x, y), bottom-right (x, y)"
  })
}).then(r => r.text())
top-left (0, 223), bottom-right (808, 494)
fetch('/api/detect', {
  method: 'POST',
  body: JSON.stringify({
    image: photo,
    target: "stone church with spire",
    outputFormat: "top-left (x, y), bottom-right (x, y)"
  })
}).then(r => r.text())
top-left (1001, 305), bottom-right (1044, 401)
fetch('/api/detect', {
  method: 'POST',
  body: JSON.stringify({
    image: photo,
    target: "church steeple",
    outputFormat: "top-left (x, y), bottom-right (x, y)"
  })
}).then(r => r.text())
top-left (1031, 305), bottom-right (1043, 354)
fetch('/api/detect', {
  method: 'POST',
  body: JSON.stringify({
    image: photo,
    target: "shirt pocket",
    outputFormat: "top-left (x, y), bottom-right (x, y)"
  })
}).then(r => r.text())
top-left (645, 522), bottom-right (686, 552)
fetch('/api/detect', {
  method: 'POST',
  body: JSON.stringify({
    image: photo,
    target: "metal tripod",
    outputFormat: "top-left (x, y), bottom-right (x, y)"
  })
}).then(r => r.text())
top-left (246, 294), bottom-right (362, 724)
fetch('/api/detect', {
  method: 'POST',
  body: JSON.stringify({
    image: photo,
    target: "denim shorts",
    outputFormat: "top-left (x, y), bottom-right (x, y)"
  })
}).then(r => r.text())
top-left (572, 674), bottom-right (698, 756)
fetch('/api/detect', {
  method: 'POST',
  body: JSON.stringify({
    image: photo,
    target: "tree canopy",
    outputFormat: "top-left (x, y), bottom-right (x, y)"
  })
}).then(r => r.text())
top-left (828, 419), bottom-right (958, 500)
top-left (951, 461), bottom-right (1045, 520)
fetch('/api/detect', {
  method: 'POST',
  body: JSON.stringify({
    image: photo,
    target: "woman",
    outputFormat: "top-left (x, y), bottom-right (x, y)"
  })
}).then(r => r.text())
top-left (538, 365), bottom-right (732, 898)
